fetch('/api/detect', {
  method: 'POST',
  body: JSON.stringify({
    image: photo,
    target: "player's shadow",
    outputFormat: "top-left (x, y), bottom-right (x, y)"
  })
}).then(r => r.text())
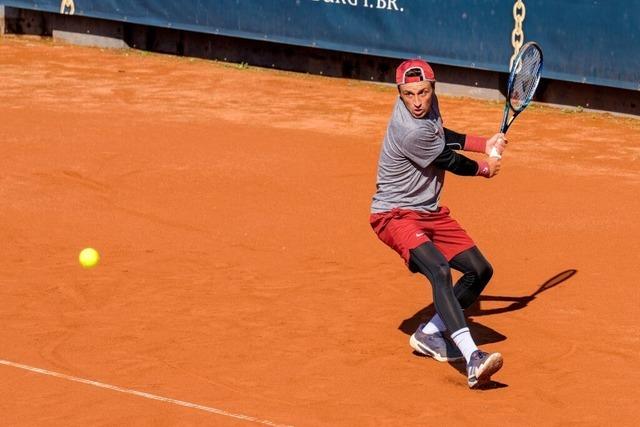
top-left (399, 269), bottom-right (577, 390)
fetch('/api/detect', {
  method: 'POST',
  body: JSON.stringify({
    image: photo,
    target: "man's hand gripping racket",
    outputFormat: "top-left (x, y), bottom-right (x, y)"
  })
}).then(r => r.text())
top-left (490, 42), bottom-right (544, 158)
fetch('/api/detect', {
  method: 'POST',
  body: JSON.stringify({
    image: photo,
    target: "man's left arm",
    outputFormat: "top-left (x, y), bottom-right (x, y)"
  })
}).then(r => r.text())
top-left (443, 128), bottom-right (506, 156)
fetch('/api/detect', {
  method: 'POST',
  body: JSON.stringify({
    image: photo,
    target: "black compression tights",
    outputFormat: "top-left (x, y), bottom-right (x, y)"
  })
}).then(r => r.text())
top-left (409, 243), bottom-right (493, 333)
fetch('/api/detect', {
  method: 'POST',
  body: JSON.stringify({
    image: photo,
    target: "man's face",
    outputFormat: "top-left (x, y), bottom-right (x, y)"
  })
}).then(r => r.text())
top-left (398, 80), bottom-right (434, 119)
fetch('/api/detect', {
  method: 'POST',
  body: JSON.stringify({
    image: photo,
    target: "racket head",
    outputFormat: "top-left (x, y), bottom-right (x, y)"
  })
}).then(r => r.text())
top-left (506, 42), bottom-right (544, 112)
top-left (531, 269), bottom-right (577, 297)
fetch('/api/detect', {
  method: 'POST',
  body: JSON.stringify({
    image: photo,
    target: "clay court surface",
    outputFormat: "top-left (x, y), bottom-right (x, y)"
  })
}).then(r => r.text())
top-left (1, 36), bottom-right (639, 425)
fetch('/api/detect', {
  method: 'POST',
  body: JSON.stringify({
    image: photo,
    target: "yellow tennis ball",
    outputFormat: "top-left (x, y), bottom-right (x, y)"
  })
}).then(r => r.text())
top-left (79, 247), bottom-right (100, 269)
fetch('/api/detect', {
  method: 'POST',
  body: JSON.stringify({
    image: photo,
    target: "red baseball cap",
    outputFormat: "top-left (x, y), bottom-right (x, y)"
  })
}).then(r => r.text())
top-left (395, 59), bottom-right (436, 85)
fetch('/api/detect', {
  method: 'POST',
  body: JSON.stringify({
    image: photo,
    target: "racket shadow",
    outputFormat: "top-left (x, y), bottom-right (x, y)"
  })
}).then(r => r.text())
top-left (398, 269), bottom-right (578, 343)
top-left (465, 269), bottom-right (577, 317)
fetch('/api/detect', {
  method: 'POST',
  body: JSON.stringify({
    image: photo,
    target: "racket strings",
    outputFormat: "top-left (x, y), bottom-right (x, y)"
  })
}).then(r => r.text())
top-left (509, 46), bottom-right (542, 111)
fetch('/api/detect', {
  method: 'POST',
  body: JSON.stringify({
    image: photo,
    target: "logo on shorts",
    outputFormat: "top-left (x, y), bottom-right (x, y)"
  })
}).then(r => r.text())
top-left (415, 232), bottom-right (425, 237)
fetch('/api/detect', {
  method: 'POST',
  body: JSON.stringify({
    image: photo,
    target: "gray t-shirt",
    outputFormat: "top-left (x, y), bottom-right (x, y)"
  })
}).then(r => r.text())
top-left (371, 96), bottom-right (446, 213)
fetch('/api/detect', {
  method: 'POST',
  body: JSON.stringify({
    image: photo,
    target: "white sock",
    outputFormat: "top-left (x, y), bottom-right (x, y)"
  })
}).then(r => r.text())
top-left (451, 327), bottom-right (479, 363)
top-left (421, 314), bottom-right (447, 334)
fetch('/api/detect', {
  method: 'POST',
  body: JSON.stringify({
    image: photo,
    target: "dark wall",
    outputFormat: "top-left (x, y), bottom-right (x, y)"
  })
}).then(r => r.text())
top-left (2, 0), bottom-right (639, 91)
top-left (2, 3), bottom-right (639, 116)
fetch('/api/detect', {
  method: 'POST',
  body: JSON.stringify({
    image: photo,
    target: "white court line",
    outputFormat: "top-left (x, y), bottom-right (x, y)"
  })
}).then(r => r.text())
top-left (0, 359), bottom-right (293, 427)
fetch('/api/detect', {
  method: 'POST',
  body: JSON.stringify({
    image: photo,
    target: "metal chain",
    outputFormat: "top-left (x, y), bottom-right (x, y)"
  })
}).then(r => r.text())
top-left (60, 0), bottom-right (75, 15)
top-left (510, 0), bottom-right (526, 69)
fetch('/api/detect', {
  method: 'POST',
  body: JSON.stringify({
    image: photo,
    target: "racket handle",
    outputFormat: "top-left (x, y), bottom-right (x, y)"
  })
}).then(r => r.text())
top-left (489, 146), bottom-right (501, 158)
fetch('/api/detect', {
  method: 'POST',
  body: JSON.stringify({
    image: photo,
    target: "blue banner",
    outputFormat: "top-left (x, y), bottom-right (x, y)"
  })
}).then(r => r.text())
top-left (2, 1), bottom-right (639, 90)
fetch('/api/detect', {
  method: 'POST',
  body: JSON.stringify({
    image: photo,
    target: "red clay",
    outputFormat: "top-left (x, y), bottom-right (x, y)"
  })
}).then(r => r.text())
top-left (1, 36), bottom-right (639, 426)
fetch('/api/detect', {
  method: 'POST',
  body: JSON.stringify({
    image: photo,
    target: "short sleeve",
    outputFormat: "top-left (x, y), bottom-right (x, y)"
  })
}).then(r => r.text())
top-left (400, 127), bottom-right (444, 169)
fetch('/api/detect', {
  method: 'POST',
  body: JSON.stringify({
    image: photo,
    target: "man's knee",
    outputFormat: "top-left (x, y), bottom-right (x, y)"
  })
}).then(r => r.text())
top-left (477, 261), bottom-right (493, 284)
top-left (429, 262), bottom-right (452, 286)
top-left (409, 243), bottom-right (452, 285)
top-left (452, 247), bottom-right (494, 285)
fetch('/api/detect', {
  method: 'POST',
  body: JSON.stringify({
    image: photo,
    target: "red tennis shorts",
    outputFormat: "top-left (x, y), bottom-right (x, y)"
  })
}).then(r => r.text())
top-left (370, 207), bottom-right (475, 264)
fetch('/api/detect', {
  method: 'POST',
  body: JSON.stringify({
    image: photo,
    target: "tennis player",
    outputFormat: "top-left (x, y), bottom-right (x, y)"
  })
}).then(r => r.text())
top-left (370, 59), bottom-right (506, 388)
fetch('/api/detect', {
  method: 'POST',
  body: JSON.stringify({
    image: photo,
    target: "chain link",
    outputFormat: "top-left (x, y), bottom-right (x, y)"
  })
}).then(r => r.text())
top-left (60, 0), bottom-right (75, 15)
top-left (510, 0), bottom-right (526, 69)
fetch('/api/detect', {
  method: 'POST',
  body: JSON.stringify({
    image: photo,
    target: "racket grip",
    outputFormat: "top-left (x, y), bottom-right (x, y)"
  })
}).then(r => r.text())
top-left (489, 146), bottom-right (502, 158)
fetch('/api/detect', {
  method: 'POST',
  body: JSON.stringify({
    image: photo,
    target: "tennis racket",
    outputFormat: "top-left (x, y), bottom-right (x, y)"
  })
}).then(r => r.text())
top-left (490, 41), bottom-right (544, 158)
